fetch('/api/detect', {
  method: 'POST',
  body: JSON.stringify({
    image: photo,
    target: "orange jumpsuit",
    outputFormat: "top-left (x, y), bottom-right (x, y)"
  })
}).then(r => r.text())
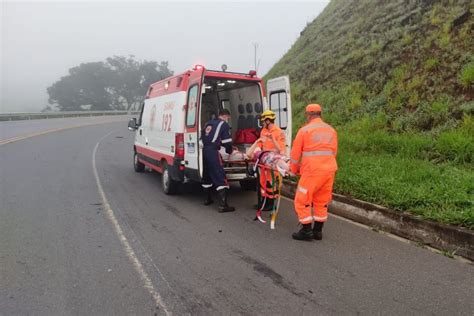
top-left (257, 124), bottom-right (286, 199)
top-left (290, 118), bottom-right (338, 224)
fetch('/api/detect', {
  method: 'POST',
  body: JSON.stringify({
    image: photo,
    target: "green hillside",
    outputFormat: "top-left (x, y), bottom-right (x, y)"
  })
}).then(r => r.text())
top-left (266, 0), bottom-right (474, 229)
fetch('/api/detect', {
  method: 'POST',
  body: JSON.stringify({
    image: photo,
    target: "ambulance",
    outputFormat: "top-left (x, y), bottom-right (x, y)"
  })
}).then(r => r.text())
top-left (128, 65), bottom-right (291, 194)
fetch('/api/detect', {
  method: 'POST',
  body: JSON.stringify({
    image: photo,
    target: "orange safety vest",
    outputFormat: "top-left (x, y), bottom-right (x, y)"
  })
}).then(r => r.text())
top-left (290, 118), bottom-right (338, 175)
top-left (258, 124), bottom-right (286, 154)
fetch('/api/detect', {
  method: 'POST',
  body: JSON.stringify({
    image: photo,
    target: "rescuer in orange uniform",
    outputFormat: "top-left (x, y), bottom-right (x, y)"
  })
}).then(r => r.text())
top-left (256, 110), bottom-right (286, 211)
top-left (289, 104), bottom-right (338, 241)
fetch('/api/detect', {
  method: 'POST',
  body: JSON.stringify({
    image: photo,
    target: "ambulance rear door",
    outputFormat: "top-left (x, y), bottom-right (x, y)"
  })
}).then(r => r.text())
top-left (184, 68), bottom-right (204, 181)
top-left (266, 75), bottom-right (292, 155)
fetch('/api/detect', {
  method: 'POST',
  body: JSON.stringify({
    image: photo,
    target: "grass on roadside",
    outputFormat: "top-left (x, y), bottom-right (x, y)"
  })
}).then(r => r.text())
top-left (265, 0), bottom-right (474, 229)
top-left (335, 139), bottom-right (474, 229)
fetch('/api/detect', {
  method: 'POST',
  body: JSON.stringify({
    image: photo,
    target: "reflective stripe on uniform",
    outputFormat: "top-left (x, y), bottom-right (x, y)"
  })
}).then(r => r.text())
top-left (211, 121), bottom-right (225, 143)
top-left (202, 184), bottom-right (213, 188)
top-left (290, 158), bottom-right (299, 164)
top-left (297, 186), bottom-right (308, 194)
top-left (302, 150), bottom-right (334, 157)
top-left (221, 138), bottom-right (232, 143)
top-left (216, 185), bottom-right (229, 191)
top-left (300, 216), bottom-right (313, 222)
top-left (313, 215), bottom-right (327, 221)
top-left (301, 122), bottom-right (329, 132)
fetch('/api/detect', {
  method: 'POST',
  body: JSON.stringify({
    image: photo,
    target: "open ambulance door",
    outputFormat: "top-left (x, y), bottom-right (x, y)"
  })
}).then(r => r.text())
top-left (184, 68), bottom-right (204, 181)
top-left (266, 76), bottom-right (292, 156)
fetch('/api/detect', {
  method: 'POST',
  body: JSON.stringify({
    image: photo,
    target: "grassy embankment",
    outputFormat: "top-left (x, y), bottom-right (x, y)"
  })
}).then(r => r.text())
top-left (266, 0), bottom-right (474, 228)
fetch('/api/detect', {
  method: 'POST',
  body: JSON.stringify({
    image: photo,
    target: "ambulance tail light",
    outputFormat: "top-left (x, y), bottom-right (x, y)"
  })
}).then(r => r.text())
top-left (175, 133), bottom-right (185, 158)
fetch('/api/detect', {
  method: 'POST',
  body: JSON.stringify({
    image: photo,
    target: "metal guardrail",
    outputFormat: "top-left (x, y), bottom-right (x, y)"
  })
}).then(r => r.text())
top-left (0, 111), bottom-right (140, 122)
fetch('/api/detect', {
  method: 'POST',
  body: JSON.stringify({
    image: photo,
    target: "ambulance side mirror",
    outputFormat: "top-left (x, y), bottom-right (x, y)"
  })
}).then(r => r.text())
top-left (128, 118), bottom-right (138, 131)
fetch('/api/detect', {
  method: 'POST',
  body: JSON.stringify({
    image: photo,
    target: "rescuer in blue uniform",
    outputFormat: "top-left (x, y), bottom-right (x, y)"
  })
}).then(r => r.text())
top-left (201, 109), bottom-right (235, 212)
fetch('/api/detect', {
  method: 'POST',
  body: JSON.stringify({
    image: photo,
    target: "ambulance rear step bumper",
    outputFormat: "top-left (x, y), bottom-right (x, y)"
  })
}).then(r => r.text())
top-left (226, 173), bottom-right (254, 181)
top-left (223, 167), bottom-right (248, 171)
top-left (224, 166), bottom-right (254, 181)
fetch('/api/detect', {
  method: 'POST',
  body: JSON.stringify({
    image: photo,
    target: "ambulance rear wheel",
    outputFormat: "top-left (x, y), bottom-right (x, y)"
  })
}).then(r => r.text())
top-left (162, 162), bottom-right (179, 195)
top-left (134, 152), bottom-right (145, 172)
top-left (240, 179), bottom-right (256, 191)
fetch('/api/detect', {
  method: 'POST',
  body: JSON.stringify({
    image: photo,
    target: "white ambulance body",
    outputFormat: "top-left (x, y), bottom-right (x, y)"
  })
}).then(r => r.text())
top-left (128, 65), bottom-right (292, 194)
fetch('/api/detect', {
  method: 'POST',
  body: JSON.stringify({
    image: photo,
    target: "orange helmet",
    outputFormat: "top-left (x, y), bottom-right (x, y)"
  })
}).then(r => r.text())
top-left (305, 104), bottom-right (322, 113)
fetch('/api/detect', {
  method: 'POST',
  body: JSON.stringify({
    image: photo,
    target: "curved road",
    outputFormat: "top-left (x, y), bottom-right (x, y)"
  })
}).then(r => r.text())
top-left (1, 118), bottom-right (473, 315)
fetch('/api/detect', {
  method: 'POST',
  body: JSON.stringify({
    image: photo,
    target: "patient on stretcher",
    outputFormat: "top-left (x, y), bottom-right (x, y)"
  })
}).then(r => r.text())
top-left (246, 139), bottom-right (290, 177)
top-left (219, 147), bottom-right (247, 161)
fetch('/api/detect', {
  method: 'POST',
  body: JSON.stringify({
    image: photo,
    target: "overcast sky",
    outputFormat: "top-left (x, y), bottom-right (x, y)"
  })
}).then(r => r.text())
top-left (1, 0), bottom-right (328, 113)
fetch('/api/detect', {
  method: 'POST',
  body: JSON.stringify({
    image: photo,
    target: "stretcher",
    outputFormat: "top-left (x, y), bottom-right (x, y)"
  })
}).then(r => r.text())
top-left (254, 163), bottom-right (284, 229)
top-left (219, 148), bottom-right (253, 181)
top-left (220, 148), bottom-right (287, 229)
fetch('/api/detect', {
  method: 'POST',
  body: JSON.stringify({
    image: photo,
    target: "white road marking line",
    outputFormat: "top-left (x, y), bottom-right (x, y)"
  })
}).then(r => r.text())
top-left (0, 118), bottom-right (127, 146)
top-left (92, 131), bottom-right (171, 315)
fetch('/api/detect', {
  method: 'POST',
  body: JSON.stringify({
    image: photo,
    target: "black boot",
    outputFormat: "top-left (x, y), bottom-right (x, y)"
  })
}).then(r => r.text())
top-left (254, 187), bottom-right (263, 209)
top-left (217, 189), bottom-right (235, 213)
top-left (313, 222), bottom-right (324, 240)
top-left (254, 196), bottom-right (262, 210)
top-left (292, 224), bottom-right (314, 241)
top-left (203, 187), bottom-right (213, 205)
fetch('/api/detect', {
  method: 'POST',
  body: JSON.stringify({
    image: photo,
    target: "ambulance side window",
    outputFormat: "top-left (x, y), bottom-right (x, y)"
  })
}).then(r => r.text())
top-left (269, 91), bottom-right (288, 129)
top-left (138, 102), bottom-right (145, 126)
top-left (186, 85), bottom-right (198, 127)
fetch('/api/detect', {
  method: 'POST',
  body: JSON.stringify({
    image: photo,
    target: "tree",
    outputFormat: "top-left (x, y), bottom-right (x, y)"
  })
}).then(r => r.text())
top-left (106, 56), bottom-right (173, 111)
top-left (47, 62), bottom-right (113, 111)
top-left (47, 56), bottom-right (173, 111)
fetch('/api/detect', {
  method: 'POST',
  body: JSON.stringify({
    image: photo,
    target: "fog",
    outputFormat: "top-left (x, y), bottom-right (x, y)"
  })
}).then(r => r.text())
top-left (1, 1), bottom-right (328, 113)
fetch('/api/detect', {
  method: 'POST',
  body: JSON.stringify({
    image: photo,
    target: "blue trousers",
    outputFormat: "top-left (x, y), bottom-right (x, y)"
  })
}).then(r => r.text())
top-left (202, 147), bottom-right (228, 190)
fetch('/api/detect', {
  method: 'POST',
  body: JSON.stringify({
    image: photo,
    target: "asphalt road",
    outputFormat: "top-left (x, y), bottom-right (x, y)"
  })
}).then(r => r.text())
top-left (0, 116), bottom-right (129, 144)
top-left (1, 119), bottom-right (473, 315)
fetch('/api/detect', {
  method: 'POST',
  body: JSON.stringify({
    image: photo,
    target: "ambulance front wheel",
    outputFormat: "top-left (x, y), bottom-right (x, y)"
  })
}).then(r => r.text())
top-left (134, 152), bottom-right (145, 172)
top-left (240, 179), bottom-right (257, 191)
top-left (162, 162), bottom-right (180, 195)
